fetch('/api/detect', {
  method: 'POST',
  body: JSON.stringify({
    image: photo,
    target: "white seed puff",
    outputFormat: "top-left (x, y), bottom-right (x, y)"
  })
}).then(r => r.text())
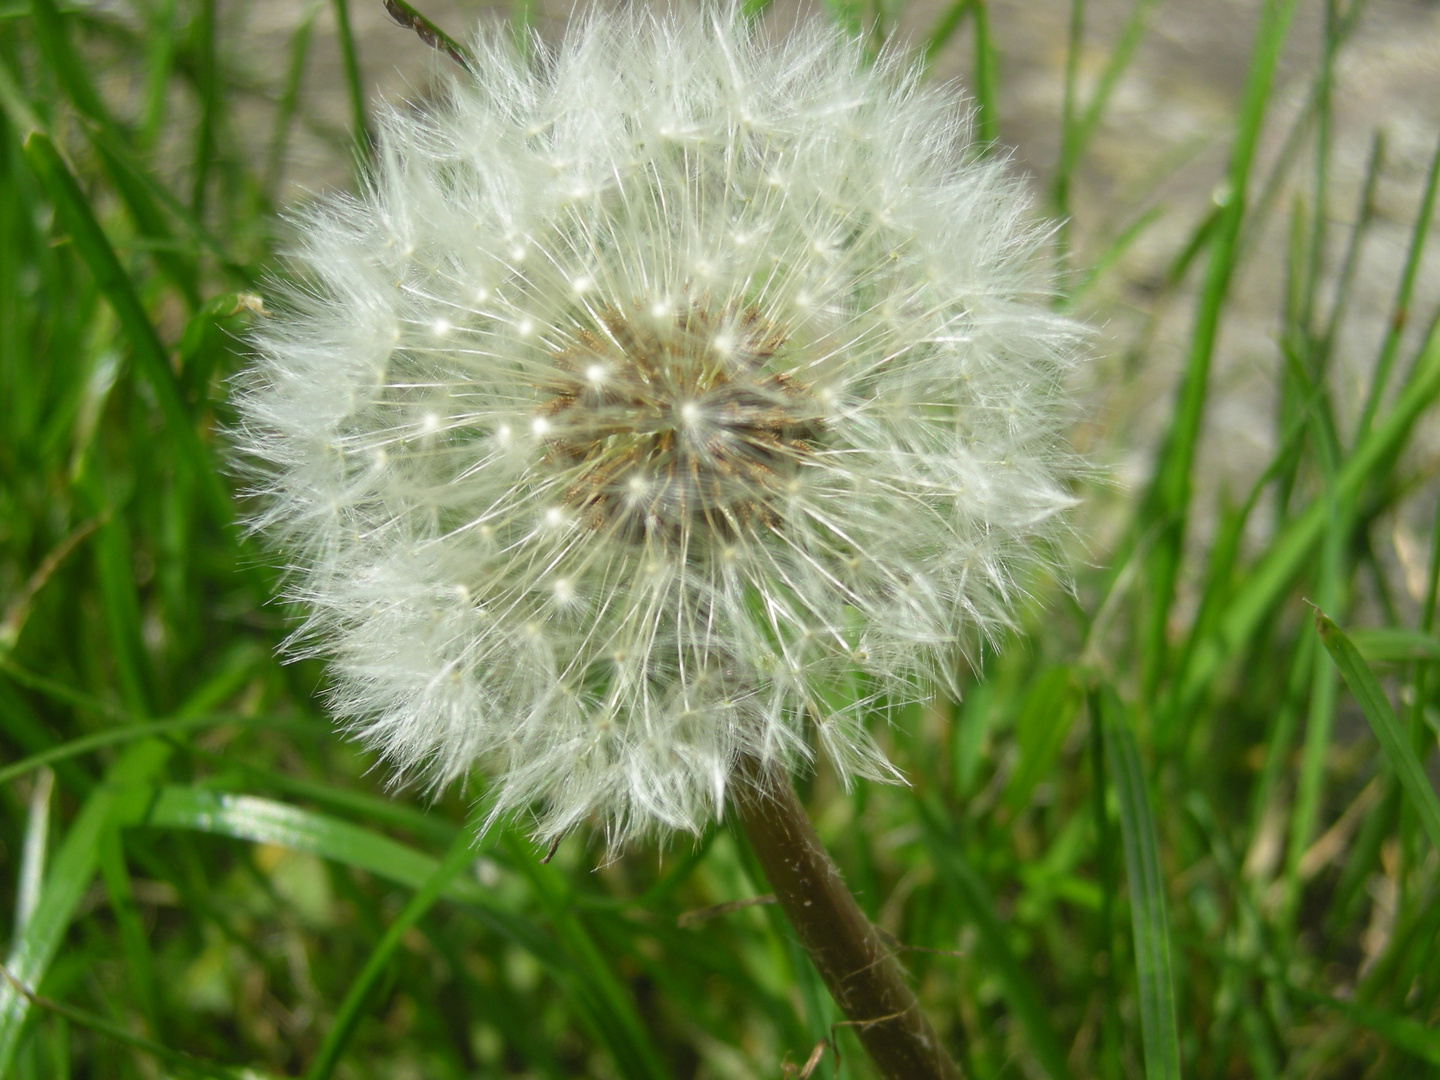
top-left (235, 5), bottom-right (1085, 845)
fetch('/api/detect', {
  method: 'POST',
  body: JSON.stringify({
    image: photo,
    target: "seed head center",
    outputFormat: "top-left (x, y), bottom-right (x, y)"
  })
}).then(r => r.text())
top-left (539, 303), bottom-right (818, 538)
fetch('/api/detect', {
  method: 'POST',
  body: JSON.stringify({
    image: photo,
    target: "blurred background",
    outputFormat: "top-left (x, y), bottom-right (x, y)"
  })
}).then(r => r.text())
top-left (2, 0), bottom-right (1439, 1077)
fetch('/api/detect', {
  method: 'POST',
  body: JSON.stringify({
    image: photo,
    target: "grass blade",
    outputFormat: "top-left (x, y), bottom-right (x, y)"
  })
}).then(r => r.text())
top-left (0, 740), bottom-right (174, 1073)
top-left (304, 826), bottom-right (482, 1080)
top-left (1004, 665), bottom-right (1080, 814)
top-left (1284, 983), bottom-right (1440, 1066)
top-left (12, 767), bottom-right (54, 937)
top-left (923, 0), bottom-right (974, 68)
top-left (970, 0), bottom-right (999, 147)
top-left (136, 786), bottom-right (671, 1077)
top-left (1356, 128), bottom-right (1440, 440)
top-left (19, 131), bottom-right (231, 524)
top-left (265, 0), bottom-right (323, 199)
top-left (1053, 0), bottom-right (1160, 231)
top-left (503, 833), bottom-right (674, 1080)
top-left (1313, 607), bottom-right (1440, 854)
top-left (1178, 322), bottom-right (1440, 708)
top-left (27, 0), bottom-right (203, 304)
top-left (1348, 627), bottom-right (1440, 663)
top-left (188, 0), bottom-right (218, 215)
top-left (0, 967), bottom-right (272, 1080)
top-left (917, 797), bottom-right (1076, 1080)
top-left (330, 0), bottom-right (370, 162)
top-left (95, 825), bottom-right (162, 1036)
top-left (1138, 0), bottom-right (1301, 702)
top-left (134, 786), bottom-right (492, 906)
top-left (380, 0), bottom-right (475, 71)
top-left (1099, 688), bottom-right (1181, 1080)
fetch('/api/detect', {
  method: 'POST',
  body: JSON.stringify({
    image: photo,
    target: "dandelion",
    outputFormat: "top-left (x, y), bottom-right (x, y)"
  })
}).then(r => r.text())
top-left (236, 6), bottom-right (1081, 849)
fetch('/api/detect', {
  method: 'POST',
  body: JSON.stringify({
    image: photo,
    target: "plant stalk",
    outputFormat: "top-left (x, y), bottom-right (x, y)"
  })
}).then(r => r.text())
top-left (731, 757), bottom-right (964, 1080)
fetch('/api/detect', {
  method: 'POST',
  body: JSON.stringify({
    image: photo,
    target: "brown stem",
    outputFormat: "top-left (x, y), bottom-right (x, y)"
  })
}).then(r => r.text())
top-left (730, 757), bottom-right (964, 1080)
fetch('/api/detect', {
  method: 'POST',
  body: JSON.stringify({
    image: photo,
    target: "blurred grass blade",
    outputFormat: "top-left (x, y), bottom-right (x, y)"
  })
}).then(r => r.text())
top-left (970, 0), bottom-right (999, 146)
top-left (177, 291), bottom-right (266, 405)
top-left (191, 757), bottom-right (457, 846)
top-left (1138, 0), bottom-right (1300, 698)
top-left (330, 0), bottom-right (370, 161)
top-left (27, 0), bottom-right (204, 302)
top-left (1070, 0), bottom-right (1158, 157)
top-left (504, 833), bottom-right (674, 1080)
top-left (0, 678), bottom-right (95, 797)
top-left (923, 0), bottom-right (974, 67)
top-left (1004, 665), bottom-right (1080, 813)
top-left (136, 786), bottom-right (492, 906)
top-left (1348, 627), bottom-right (1440, 663)
top-left (19, 131), bottom-right (231, 523)
top-left (93, 514), bottom-right (154, 713)
top-left (189, 0), bottom-right (218, 214)
top-left (917, 797), bottom-right (1075, 1080)
top-left (1100, 688), bottom-right (1181, 1080)
top-left (0, 739), bottom-right (173, 1074)
top-left (1356, 128), bottom-right (1440, 441)
top-left (138, 0), bottom-right (180, 142)
top-left (1314, 608), bottom-right (1440, 854)
top-left (83, 119), bottom-right (251, 282)
top-left (266, 0), bottom-right (324, 199)
top-left (0, 968), bottom-right (272, 1080)
top-left (305, 827), bottom-right (480, 1080)
top-left (1065, 204), bottom-right (1164, 307)
top-left (13, 767), bottom-right (54, 936)
top-left (96, 826), bottom-right (162, 1036)
top-left (21, 131), bottom-right (181, 422)
top-left (138, 787), bottom-right (669, 1077)
top-left (1207, 943), bottom-right (1440, 1064)
top-left (1180, 323), bottom-right (1440, 707)
top-left (25, 0), bottom-right (110, 124)
top-left (1284, 982), bottom-right (1440, 1065)
top-left (0, 515), bottom-right (100, 656)
top-left (1054, 0), bottom-right (1159, 225)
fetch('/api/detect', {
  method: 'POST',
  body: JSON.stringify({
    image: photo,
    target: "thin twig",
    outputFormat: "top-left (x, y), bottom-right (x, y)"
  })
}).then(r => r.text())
top-left (781, 1039), bottom-right (831, 1079)
top-left (0, 516), bottom-right (103, 652)
top-left (383, 0), bottom-right (476, 71)
top-left (676, 893), bottom-right (776, 928)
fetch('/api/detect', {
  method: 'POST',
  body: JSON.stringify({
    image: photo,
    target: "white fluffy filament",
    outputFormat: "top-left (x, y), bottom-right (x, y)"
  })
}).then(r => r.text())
top-left (235, 6), bottom-right (1084, 846)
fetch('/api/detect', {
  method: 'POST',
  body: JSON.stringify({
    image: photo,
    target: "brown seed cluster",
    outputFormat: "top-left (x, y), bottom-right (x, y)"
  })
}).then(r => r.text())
top-left (539, 303), bottom-right (820, 541)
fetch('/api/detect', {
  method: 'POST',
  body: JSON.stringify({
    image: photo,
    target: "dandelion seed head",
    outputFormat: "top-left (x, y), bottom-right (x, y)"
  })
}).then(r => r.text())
top-left (235, 5), bottom-right (1085, 847)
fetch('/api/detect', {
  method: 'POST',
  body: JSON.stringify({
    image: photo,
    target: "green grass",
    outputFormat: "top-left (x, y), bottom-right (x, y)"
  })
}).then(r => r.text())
top-left (2, 0), bottom-right (1439, 1077)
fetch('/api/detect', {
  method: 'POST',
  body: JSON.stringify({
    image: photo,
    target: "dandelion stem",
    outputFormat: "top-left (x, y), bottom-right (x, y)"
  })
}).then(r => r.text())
top-left (732, 757), bottom-right (964, 1080)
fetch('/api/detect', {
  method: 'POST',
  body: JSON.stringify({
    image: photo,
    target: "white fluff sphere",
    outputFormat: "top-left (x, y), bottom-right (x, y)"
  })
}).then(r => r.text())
top-left (236, 6), bottom-right (1084, 845)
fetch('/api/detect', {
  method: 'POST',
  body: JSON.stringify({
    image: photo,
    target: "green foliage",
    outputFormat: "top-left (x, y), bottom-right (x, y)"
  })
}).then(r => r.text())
top-left (2, 0), bottom-right (1438, 1077)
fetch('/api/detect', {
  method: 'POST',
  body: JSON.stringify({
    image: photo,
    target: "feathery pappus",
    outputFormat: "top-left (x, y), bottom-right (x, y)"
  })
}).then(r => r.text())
top-left (235, 5), bottom-right (1085, 845)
